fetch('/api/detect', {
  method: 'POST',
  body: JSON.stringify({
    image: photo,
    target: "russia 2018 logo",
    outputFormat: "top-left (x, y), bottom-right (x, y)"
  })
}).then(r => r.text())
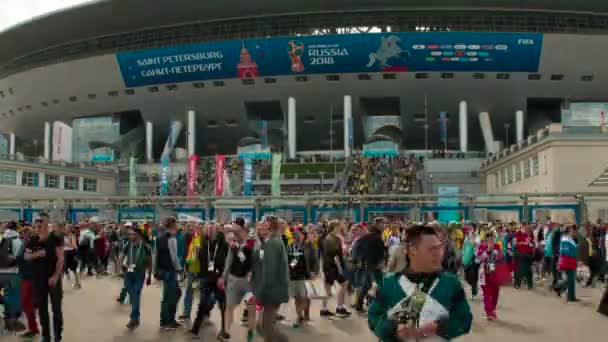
top-left (288, 40), bottom-right (305, 73)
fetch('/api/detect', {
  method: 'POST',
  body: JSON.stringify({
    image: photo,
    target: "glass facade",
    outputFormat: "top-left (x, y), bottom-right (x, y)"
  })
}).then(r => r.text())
top-left (532, 156), bottom-right (540, 176)
top-left (514, 163), bottom-right (522, 182)
top-left (0, 169), bottom-right (16, 185)
top-left (22, 171), bottom-right (39, 187)
top-left (83, 178), bottom-right (97, 192)
top-left (45, 174), bottom-right (59, 188)
top-left (523, 159), bottom-right (531, 179)
top-left (72, 116), bottom-right (119, 162)
top-left (64, 176), bottom-right (79, 191)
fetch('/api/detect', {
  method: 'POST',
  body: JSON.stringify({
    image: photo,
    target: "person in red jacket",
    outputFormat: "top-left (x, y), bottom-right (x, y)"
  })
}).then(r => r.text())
top-left (477, 232), bottom-right (503, 321)
top-left (513, 223), bottom-right (535, 289)
top-left (95, 230), bottom-right (110, 276)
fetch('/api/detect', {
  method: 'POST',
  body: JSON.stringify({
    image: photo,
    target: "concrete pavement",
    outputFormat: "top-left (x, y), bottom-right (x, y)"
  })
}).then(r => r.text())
top-left (4, 276), bottom-right (607, 341)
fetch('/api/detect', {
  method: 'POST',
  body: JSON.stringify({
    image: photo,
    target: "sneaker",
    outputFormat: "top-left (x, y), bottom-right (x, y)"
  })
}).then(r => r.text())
top-left (6, 319), bottom-right (26, 332)
top-left (320, 309), bottom-right (335, 318)
top-left (217, 331), bottom-right (231, 341)
top-left (161, 321), bottom-right (182, 330)
top-left (292, 318), bottom-right (303, 328)
top-left (178, 314), bottom-right (190, 322)
top-left (240, 306), bottom-right (249, 326)
top-left (73, 283), bottom-right (82, 289)
top-left (336, 308), bottom-right (352, 318)
top-left (126, 320), bottom-right (140, 330)
top-left (21, 330), bottom-right (39, 339)
top-left (189, 330), bottom-right (200, 340)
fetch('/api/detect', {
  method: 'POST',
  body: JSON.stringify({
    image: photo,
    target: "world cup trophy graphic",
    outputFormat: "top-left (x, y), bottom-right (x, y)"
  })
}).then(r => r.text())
top-left (288, 40), bottom-right (305, 73)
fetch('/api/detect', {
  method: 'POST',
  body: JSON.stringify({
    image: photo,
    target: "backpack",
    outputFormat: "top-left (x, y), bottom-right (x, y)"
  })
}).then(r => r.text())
top-left (0, 236), bottom-right (17, 268)
top-left (79, 234), bottom-right (91, 248)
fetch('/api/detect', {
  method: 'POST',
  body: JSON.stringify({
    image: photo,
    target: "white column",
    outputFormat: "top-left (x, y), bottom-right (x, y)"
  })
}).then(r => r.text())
top-left (478, 112), bottom-right (496, 154)
top-left (287, 97), bottom-right (296, 159)
top-left (187, 109), bottom-right (196, 157)
top-left (343, 95), bottom-right (352, 158)
top-left (43, 122), bottom-right (51, 160)
top-left (9, 132), bottom-right (15, 156)
top-left (516, 110), bottom-right (524, 143)
top-left (459, 101), bottom-right (468, 153)
top-left (145, 121), bottom-right (153, 162)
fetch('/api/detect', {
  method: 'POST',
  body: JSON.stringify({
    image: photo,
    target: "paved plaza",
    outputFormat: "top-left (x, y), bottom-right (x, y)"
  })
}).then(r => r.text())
top-left (4, 276), bottom-right (607, 341)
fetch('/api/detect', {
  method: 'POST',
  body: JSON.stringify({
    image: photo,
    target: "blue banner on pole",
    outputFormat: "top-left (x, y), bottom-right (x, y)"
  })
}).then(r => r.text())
top-left (160, 155), bottom-right (170, 197)
top-left (261, 120), bottom-right (268, 148)
top-left (117, 32), bottom-right (543, 87)
top-left (243, 158), bottom-right (253, 196)
top-left (439, 112), bottom-right (448, 143)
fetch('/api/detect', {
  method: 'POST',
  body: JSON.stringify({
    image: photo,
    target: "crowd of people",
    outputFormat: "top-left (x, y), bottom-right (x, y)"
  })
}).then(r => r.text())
top-left (1, 214), bottom-right (608, 341)
top-left (337, 154), bottom-right (424, 194)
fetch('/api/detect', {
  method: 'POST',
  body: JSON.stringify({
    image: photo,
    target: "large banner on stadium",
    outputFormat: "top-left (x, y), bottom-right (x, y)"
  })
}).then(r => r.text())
top-left (117, 32), bottom-right (543, 87)
top-left (52, 121), bottom-right (72, 162)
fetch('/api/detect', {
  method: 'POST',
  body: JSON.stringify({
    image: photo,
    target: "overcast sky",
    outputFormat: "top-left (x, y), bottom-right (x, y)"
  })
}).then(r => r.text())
top-left (0, 0), bottom-right (96, 32)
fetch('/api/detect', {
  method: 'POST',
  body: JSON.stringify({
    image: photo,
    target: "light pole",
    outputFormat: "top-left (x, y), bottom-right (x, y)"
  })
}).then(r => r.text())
top-left (504, 123), bottom-right (511, 148)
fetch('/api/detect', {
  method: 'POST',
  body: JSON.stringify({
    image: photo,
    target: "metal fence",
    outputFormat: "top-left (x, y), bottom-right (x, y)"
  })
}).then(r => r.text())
top-left (2, 192), bottom-right (608, 225)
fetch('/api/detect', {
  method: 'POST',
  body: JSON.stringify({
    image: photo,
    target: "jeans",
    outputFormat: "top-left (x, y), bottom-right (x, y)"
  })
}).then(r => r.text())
top-left (557, 269), bottom-right (576, 301)
top-left (118, 285), bottom-right (128, 304)
top-left (125, 272), bottom-right (146, 323)
top-left (182, 272), bottom-right (197, 317)
top-left (34, 279), bottom-right (63, 341)
top-left (20, 279), bottom-right (38, 333)
top-left (0, 273), bottom-right (21, 319)
top-left (192, 281), bottom-right (226, 335)
top-left (514, 255), bottom-right (533, 289)
top-left (159, 271), bottom-right (182, 325)
top-left (355, 270), bottom-right (382, 308)
top-left (550, 256), bottom-right (561, 286)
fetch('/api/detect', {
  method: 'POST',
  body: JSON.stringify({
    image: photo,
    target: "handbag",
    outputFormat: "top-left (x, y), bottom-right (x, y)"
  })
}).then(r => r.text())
top-left (305, 281), bottom-right (329, 300)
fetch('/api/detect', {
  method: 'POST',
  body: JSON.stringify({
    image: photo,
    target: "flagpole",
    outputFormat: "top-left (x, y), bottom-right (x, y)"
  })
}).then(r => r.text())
top-left (424, 92), bottom-right (429, 153)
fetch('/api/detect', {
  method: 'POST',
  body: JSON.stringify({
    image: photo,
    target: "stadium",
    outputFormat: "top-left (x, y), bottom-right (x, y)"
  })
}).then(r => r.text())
top-left (0, 0), bottom-right (608, 223)
top-left (2, 0), bottom-right (608, 153)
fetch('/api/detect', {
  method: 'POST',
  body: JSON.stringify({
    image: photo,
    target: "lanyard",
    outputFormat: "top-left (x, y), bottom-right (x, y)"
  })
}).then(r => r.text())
top-left (129, 243), bottom-right (143, 266)
top-left (207, 238), bottom-right (219, 264)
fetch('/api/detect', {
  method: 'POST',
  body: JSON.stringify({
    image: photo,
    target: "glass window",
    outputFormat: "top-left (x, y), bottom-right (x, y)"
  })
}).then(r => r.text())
top-left (64, 176), bottom-right (79, 191)
top-left (514, 163), bottom-right (521, 182)
top-left (22, 171), bottom-right (39, 187)
top-left (506, 166), bottom-right (513, 184)
top-left (45, 174), bottom-right (59, 188)
top-left (83, 178), bottom-right (97, 192)
top-left (531, 156), bottom-right (539, 176)
top-left (495, 172), bottom-right (500, 188)
top-left (0, 169), bottom-right (16, 185)
top-left (523, 159), bottom-right (531, 178)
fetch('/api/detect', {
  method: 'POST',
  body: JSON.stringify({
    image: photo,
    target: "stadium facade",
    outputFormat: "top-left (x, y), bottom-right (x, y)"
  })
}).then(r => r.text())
top-left (1, 1), bottom-right (608, 161)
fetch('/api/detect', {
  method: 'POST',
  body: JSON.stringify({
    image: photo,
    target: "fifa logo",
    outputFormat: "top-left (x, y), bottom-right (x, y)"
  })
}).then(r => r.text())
top-left (288, 40), bottom-right (305, 73)
top-left (518, 39), bottom-right (534, 45)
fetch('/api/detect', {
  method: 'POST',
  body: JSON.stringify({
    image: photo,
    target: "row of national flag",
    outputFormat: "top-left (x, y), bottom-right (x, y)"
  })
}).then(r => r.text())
top-left (128, 153), bottom-right (282, 197)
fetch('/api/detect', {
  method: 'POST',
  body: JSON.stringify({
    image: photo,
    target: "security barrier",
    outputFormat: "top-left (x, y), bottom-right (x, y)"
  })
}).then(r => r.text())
top-left (0, 192), bottom-right (601, 224)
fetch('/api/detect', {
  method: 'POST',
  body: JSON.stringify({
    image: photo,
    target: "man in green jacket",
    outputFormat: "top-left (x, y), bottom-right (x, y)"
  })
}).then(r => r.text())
top-left (252, 216), bottom-right (290, 342)
top-left (368, 225), bottom-right (472, 341)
